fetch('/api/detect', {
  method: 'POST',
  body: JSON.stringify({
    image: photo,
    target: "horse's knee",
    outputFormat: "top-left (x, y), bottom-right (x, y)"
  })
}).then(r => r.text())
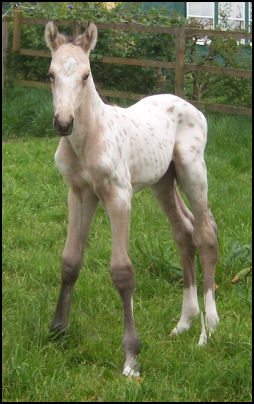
top-left (110, 261), bottom-right (135, 297)
top-left (61, 254), bottom-right (82, 284)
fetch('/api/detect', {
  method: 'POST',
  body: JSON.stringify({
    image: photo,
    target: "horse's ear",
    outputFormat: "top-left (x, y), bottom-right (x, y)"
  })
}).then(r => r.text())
top-left (45, 21), bottom-right (67, 52)
top-left (76, 21), bottom-right (97, 53)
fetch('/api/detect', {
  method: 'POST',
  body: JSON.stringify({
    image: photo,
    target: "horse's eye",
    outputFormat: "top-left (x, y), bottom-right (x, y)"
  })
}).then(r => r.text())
top-left (48, 72), bottom-right (55, 81)
top-left (82, 73), bottom-right (90, 82)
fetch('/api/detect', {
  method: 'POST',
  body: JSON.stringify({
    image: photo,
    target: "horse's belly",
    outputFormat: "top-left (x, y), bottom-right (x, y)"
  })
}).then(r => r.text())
top-left (129, 137), bottom-right (173, 192)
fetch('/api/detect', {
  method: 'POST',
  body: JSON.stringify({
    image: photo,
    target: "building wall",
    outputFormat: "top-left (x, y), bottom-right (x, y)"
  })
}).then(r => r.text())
top-left (141, 2), bottom-right (186, 17)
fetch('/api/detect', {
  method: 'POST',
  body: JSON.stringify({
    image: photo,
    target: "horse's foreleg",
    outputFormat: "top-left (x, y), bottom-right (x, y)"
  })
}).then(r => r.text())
top-left (50, 185), bottom-right (98, 334)
top-left (101, 186), bottom-right (141, 377)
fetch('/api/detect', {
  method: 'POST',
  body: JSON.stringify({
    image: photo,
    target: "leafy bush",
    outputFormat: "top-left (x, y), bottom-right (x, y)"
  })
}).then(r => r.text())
top-left (5, 2), bottom-right (252, 107)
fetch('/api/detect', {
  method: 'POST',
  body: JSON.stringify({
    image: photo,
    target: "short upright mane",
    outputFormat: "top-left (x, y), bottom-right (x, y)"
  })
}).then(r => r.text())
top-left (62, 34), bottom-right (79, 44)
top-left (62, 34), bottom-right (89, 46)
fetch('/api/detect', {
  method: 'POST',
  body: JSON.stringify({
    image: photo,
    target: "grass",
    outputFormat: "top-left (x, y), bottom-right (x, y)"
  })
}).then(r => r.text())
top-left (2, 86), bottom-right (252, 402)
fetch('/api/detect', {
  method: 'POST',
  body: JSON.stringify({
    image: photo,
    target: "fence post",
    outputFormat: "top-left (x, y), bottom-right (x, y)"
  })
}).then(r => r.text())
top-left (12, 6), bottom-right (22, 52)
top-left (175, 26), bottom-right (185, 98)
top-left (2, 20), bottom-right (8, 89)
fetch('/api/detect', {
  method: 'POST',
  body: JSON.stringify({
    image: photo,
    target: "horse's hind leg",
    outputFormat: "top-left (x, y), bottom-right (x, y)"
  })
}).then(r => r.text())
top-left (151, 163), bottom-right (200, 335)
top-left (173, 141), bottom-right (219, 341)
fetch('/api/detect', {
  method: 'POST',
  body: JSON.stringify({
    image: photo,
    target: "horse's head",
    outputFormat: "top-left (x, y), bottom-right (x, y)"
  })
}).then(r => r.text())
top-left (45, 21), bottom-right (97, 136)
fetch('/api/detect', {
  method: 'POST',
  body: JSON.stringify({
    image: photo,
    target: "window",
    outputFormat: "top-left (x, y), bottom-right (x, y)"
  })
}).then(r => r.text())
top-left (219, 3), bottom-right (251, 44)
top-left (186, 2), bottom-right (251, 45)
top-left (186, 3), bottom-right (214, 45)
top-left (218, 2), bottom-right (245, 30)
top-left (249, 2), bottom-right (252, 45)
top-left (187, 2), bottom-right (215, 29)
top-left (249, 2), bottom-right (252, 32)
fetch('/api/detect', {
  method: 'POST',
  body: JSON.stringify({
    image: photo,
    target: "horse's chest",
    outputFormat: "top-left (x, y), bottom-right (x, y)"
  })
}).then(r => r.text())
top-left (55, 138), bottom-right (91, 190)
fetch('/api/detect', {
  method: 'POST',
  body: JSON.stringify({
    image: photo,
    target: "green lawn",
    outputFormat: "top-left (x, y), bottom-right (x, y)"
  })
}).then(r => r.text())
top-left (2, 86), bottom-right (252, 402)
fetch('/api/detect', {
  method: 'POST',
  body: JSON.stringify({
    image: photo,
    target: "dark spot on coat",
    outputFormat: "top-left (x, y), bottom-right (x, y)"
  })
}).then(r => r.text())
top-left (167, 106), bottom-right (175, 113)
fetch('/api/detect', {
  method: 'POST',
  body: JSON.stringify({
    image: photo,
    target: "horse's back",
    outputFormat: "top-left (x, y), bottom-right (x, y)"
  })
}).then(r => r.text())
top-left (126, 94), bottom-right (206, 135)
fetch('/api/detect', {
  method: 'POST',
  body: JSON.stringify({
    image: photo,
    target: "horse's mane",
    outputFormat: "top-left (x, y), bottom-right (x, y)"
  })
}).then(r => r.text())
top-left (94, 82), bottom-right (110, 105)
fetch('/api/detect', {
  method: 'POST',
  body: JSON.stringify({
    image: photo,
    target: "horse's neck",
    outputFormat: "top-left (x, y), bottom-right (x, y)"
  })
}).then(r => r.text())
top-left (81, 76), bottom-right (105, 123)
top-left (69, 78), bottom-right (106, 157)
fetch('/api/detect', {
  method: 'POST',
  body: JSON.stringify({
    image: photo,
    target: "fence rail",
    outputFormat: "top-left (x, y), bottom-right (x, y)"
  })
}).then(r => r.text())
top-left (2, 7), bottom-right (252, 115)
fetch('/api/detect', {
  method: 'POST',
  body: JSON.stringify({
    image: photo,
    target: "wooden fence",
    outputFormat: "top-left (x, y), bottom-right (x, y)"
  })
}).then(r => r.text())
top-left (2, 7), bottom-right (252, 115)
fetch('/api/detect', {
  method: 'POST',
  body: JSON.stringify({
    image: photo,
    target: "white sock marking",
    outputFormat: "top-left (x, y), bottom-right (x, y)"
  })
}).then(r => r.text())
top-left (170, 285), bottom-right (199, 335)
top-left (123, 364), bottom-right (140, 378)
top-left (204, 288), bottom-right (219, 333)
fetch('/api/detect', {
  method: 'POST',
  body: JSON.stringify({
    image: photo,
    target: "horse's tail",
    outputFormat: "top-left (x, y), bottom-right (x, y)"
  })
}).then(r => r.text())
top-left (198, 310), bottom-right (208, 346)
top-left (169, 161), bottom-right (195, 228)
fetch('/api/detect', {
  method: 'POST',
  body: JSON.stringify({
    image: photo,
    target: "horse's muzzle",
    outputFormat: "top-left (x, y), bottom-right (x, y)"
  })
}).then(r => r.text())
top-left (53, 114), bottom-right (74, 136)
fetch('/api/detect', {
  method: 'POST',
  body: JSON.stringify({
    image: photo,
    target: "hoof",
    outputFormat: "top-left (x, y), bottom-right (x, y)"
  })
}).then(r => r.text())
top-left (198, 332), bottom-right (207, 346)
top-left (48, 325), bottom-right (67, 341)
top-left (123, 359), bottom-right (141, 378)
top-left (198, 311), bottom-right (207, 346)
top-left (197, 311), bottom-right (210, 346)
top-left (169, 323), bottom-right (190, 336)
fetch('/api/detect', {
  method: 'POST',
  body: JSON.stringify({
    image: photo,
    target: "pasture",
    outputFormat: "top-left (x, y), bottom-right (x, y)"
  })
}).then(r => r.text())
top-left (2, 86), bottom-right (252, 402)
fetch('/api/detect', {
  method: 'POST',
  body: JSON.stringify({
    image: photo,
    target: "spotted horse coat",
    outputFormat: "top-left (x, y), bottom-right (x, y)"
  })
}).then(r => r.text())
top-left (45, 20), bottom-right (219, 378)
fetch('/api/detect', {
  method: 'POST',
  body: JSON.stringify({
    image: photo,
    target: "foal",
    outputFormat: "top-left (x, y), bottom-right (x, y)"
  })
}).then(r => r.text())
top-left (45, 21), bottom-right (219, 377)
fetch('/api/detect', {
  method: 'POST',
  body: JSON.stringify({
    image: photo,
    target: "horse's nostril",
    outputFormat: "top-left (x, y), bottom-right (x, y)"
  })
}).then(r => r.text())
top-left (53, 114), bottom-right (74, 136)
